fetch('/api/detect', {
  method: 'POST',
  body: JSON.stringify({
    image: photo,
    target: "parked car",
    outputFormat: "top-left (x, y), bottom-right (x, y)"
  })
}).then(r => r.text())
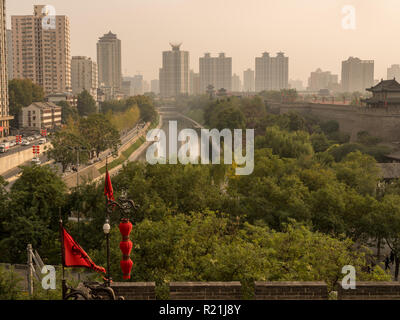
top-left (39, 138), bottom-right (46, 144)
top-left (34, 134), bottom-right (41, 139)
top-left (9, 141), bottom-right (16, 147)
top-left (21, 140), bottom-right (30, 146)
top-left (31, 158), bottom-right (41, 165)
top-left (0, 142), bottom-right (10, 153)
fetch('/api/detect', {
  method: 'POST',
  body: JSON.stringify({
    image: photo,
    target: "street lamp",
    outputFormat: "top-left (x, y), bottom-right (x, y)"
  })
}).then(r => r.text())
top-left (103, 218), bottom-right (111, 286)
top-left (104, 192), bottom-right (139, 287)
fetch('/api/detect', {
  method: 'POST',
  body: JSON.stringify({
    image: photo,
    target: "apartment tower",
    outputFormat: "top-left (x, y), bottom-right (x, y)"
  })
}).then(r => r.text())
top-left (243, 68), bottom-right (255, 92)
top-left (255, 52), bottom-right (289, 92)
top-left (159, 43), bottom-right (189, 98)
top-left (199, 52), bottom-right (232, 93)
top-left (12, 5), bottom-right (71, 94)
top-left (97, 31), bottom-right (122, 93)
top-left (71, 56), bottom-right (98, 100)
top-left (341, 57), bottom-right (374, 93)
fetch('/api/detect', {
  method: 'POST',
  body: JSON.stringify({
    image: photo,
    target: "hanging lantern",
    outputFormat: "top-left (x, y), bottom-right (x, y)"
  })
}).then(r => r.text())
top-left (120, 259), bottom-right (133, 280)
top-left (119, 218), bottom-right (133, 279)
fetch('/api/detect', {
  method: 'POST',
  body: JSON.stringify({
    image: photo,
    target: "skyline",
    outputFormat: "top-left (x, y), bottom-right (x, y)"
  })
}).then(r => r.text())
top-left (6, 0), bottom-right (400, 84)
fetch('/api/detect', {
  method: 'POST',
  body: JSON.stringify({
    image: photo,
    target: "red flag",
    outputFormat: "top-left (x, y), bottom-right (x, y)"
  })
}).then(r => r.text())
top-left (104, 170), bottom-right (114, 202)
top-left (61, 226), bottom-right (106, 274)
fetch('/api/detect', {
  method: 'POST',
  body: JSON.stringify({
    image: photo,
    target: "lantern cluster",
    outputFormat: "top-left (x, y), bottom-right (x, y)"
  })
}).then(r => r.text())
top-left (119, 218), bottom-right (133, 279)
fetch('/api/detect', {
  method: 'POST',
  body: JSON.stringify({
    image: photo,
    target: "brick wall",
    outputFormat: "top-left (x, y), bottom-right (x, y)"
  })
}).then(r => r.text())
top-left (169, 282), bottom-right (243, 300)
top-left (111, 282), bottom-right (156, 300)
top-left (338, 282), bottom-right (400, 300)
top-left (255, 281), bottom-right (328, 300)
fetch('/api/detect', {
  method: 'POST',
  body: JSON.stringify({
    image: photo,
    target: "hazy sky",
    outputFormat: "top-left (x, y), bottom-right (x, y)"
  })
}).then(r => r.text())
top-left (6, 0), bottom-right (400, 85)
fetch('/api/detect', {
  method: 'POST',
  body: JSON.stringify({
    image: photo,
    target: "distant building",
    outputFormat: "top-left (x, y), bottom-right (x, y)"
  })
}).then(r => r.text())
top-left (243, 68), bottom-right (255, 92)
top-left (255, 52), bottom-right (289, 92)
top-left (143, 80), bottom-right (150, 93)
top-left (199, 52), bottom-right (232, 93)
top-left (12, 5), bottom-right (71, 94)
top-left (20, 102), bottom-right (62, 130)
top-left (387, 65), bottom-right (400, 80)
top-left (150, 79), bottom-right (160, 94)
top-left (0, 0), bottom-right (11, 137)
top-left (289, 79), bottom-right (304, 91)
top-left (46, 93), bottom-right (76, 108)
top-left (6, 29), bottom-right (12, 80)
top-left (159, 43), bottom-right (189, 97)
top-left (71, 56), bottom-right (98, 101)
top-left (362, 79), bottom-right (400, 108)
top-left (121, 80), bottom-right (131, 96)
top-left (307, 68), bottom-right (338, 91)
top-left (341, 57), bottom-right (374, 93)
top-left (232, 73), bottom-right (241, 92)
top-left (97, 31), bottom-right (122, 94)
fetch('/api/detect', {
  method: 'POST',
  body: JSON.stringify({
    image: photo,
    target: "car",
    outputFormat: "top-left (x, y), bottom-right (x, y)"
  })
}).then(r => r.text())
top-left (21, 140), bottom-right (30, 146)
top-left (31, 158), bottom-right (41, 165)
top-left (34, 134), bottom-right (41, 139)
top-left (39, 138), bottom-right (46, 144)
top-left (9, 141), bottom-right (16, 147)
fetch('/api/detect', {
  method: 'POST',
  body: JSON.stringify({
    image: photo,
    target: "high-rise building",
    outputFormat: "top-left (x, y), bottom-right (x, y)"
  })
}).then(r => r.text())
top-left (12, 5), bottom-right (71, 94)
top-left (232, 73), bottom-right (241, 92)
top-left (307, 68), bottom-right (338, 91)
top-left (6, 29), bottom-right (12, 80)
top-left (387, 64), bottom-right (400, 80)
top-left (189, 71), bottom-right (200, 95)
top-left (341, 57), bottom-right (374, 93)
top-left (255, 52), bottom-right (289, 92)
top-left (243, 68), bottom-right (255, 92)
top-left (97, 31), bottom-right (122, 94)
top-left (159, 43), bottom-right (189, 98)
top-left (0, 0), bottom-right (11, 137)
top-left (199, 52), bottom-right (232, 93)
top-left (150, 79), bottom-right (160, 94)
top-left (71, 56), bottom-right (98, 100)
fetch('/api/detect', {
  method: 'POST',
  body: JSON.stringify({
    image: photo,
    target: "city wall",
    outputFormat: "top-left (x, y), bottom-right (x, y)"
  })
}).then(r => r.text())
top-left (0, 142), bottom-right (51, 176)
top-left (273, 102), bottom-right (400, 142)
top-left (110, 281), bottom-right (400, 300)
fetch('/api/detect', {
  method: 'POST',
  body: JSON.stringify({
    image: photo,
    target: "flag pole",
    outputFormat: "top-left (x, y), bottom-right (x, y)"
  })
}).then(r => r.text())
top-left (59, 207), bottom-right (66, 300)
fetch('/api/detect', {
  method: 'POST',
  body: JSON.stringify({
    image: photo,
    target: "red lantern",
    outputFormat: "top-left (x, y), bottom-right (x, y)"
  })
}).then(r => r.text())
top-left (119, 219), bottom-right (133, 279)
top-left (119, 220), bottom-right (132, 238)
top-left (120, 240), bottom-right (133, 256)
top-left (120, 258), bottom-right (133, 280)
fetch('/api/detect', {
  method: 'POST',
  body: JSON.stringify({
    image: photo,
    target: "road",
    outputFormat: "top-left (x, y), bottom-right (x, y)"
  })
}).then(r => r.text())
top-left (1, 122), bottom-right (146, 189)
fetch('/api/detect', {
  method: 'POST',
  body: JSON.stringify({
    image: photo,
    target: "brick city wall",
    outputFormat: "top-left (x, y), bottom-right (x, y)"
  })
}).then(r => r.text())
top-left (169, 282), bottom-right (243, 300)
top-left (111, 282), bottom-right (156, 300)
top-left (254, 281), bottom-right (328, 300)
top-left (337, 282), bottom-right (400, 300)
top-left (274, 102), bottom-right (400, 142)
top-left (110, 281), bottom-right (400, 300)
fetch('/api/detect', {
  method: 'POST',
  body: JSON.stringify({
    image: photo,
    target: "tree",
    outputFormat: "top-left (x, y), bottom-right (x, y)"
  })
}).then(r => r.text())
top-left (77, 90), bottom-right (97, 116)
top-left (79, 113), bottom-right (120, 158)
top-left (57, 101), bottom-right (78, 124)
top-left (46, 131), bottom-right (89, 172)
top-left (8, 79), bottom-right (45, 127)
top-left (0, 166), bottom-right (66, 263)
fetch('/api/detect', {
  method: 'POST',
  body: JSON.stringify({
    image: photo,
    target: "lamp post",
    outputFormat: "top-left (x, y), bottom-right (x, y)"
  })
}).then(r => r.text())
top-left (104, 192), bottom-right (139, 287)
top-left (103, 218), bottom-right (111, 287)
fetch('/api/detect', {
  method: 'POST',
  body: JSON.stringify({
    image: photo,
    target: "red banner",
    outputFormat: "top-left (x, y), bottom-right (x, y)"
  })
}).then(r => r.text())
top-left (104, 170), bottom-right (114, 202)
top-left (61, 225), bottom-right (106, 274)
